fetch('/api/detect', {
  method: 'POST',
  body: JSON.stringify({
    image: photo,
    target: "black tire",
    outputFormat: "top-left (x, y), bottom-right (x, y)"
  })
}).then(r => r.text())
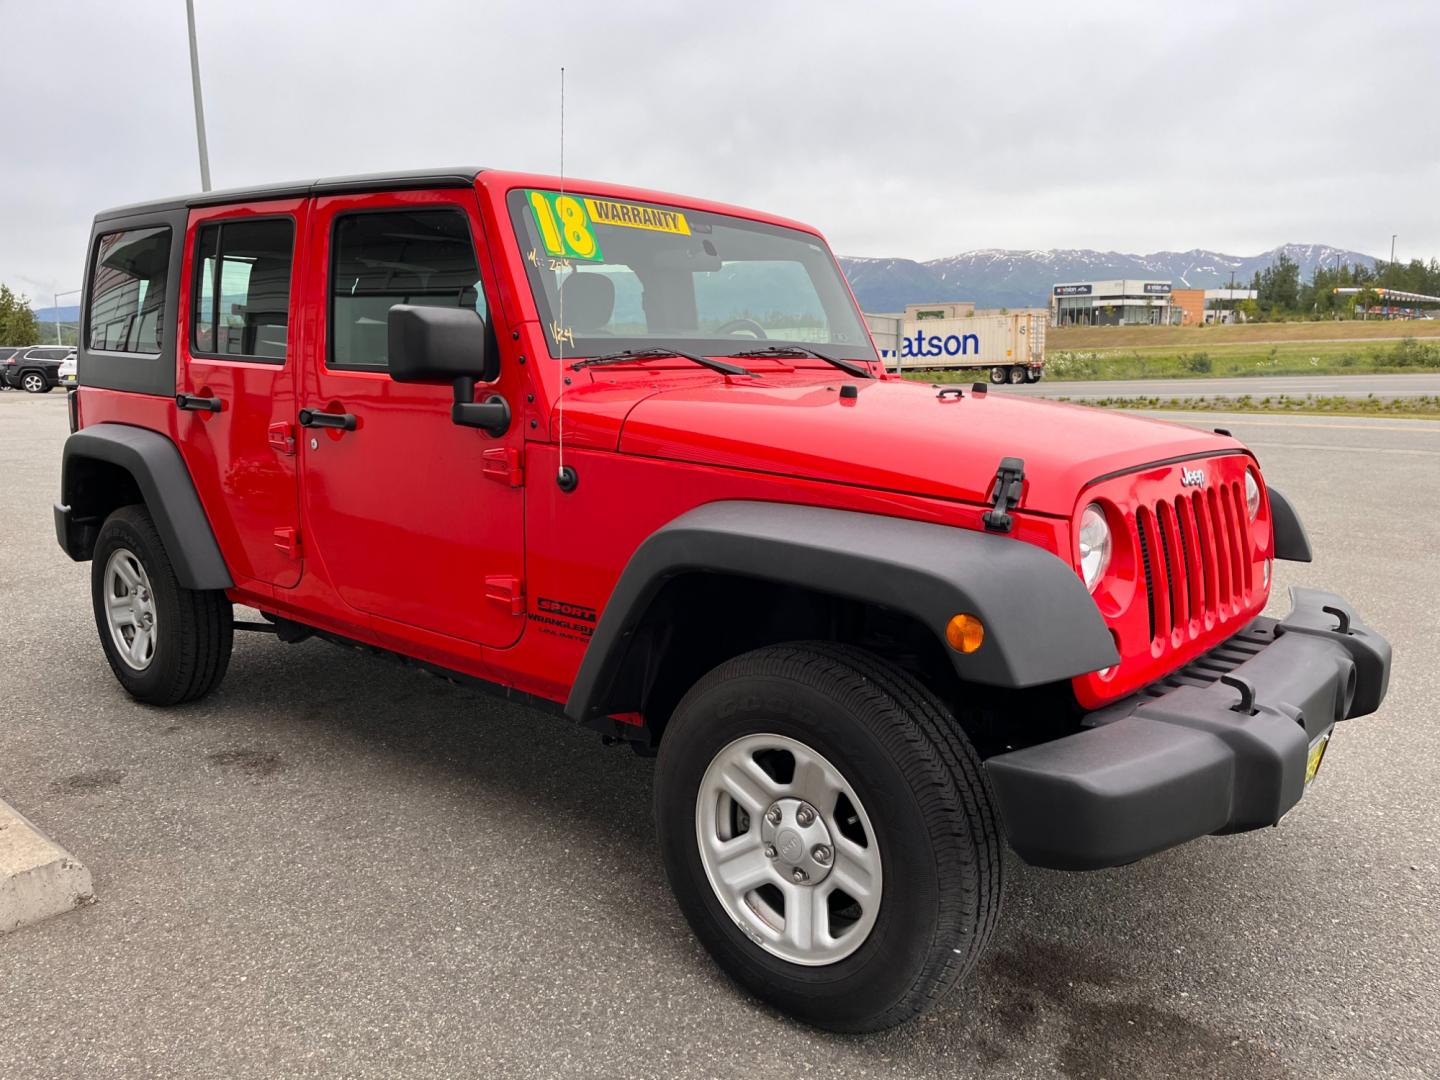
top-left (989, 365), bottom-right (1007, 384)
top-left (91, 504), bottom-right (233, 706)
top-left (20, 371), bottom-right (51, 394)
top-left (655, 642), bottom-right (1002, 1032)
top-left (1008, 365), bottom-right (1027, 384)
top-left (1027, 368), bottom-right (1044, 383)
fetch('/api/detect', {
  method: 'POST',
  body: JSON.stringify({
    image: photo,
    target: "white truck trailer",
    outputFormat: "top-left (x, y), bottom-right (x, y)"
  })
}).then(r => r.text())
top-left (864, 311), bottom-right (1046, 383)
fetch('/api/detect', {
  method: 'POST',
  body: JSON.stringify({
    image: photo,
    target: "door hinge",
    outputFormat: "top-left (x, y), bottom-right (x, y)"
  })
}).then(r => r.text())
top-left (484, 575), bottom-right (525, 616)
top-left (273, 526), bottom-right (302, 559)
top-left (982, 457), bottom-right (1026, 533)
top-left (267, 422), bottom-right (296, 456)
top-left (482, 446), bottom-right (524, 486)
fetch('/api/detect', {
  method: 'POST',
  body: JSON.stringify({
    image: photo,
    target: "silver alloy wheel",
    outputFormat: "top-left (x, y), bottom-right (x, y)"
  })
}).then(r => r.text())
top-left (103, 547), bottom-right (158, 671)
top-left (695, 733), bottom-right (883, 966)
top-left (22, 372), bottom-right (45, 392)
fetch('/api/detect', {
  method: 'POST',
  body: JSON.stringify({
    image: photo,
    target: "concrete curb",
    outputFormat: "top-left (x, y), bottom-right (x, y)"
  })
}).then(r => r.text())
top-left (0, 798), bottom-right (94, 934)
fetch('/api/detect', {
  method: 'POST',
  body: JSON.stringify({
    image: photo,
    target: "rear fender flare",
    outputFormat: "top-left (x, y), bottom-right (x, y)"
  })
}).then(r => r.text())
top-left (56, 423), bottom-right (232, 590)
top-left (565, 501), bottom-right (1118, 722)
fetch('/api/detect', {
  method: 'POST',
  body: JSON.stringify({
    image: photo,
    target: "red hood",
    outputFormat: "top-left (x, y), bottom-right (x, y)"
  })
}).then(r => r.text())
top-left (602, 376), bottom-right (1247, 516)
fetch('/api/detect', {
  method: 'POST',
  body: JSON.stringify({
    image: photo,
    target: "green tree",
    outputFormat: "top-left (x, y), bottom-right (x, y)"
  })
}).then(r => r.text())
top-left (0, 284), bottom-right (42, 345)
top-left (1256, 252), bottom-right (1301, 314)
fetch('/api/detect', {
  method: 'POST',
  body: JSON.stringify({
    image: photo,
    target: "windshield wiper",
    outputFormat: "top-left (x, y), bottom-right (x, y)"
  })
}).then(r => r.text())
top-left (570, 347), bottom-right (755, 377)
top-left (729, 345), bottom-right (876, 379)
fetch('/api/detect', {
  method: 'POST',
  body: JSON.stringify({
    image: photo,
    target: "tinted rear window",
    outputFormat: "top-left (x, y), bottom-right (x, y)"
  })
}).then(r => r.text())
top-left (88, 226), bottom-right (172, 354)
top-left (26, 348), bottom-right (71, 361)
top-left (192, 218), bottom-right (295, 361)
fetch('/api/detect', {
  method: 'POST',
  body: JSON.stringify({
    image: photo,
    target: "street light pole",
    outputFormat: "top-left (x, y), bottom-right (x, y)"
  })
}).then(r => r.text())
top-left (185, 0), bottom-right (212, 192)
top-left (51, 287), bottom-right (82, 346)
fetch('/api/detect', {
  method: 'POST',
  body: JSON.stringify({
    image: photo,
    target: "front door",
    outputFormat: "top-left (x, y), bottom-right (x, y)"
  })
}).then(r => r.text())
top-left (298, 188), bottom-right (525, 648)
top-left (177, 200), bottom-right (305, 591)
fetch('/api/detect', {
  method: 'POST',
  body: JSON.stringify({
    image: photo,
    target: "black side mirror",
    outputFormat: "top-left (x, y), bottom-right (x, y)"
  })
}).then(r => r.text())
top-left (386, 304), bottom-right (509, 436)
top-left (387, 304), bottom-right (497, 383)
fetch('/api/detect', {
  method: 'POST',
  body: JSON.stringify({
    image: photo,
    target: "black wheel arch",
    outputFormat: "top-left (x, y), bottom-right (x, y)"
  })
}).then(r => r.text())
top-left (56, 423), bottom-right (232, 590)
top-left (566, 501), bottom-right (1117, 731)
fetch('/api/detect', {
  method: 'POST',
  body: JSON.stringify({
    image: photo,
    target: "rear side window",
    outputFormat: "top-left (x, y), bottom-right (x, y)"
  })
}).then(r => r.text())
top-left (26, 348), bottom-right (72, 361)
top-left (329, 209), bottom-right (484, 370)
top-left (88, 226), bottom-right (172, 354)
top-left (192, 218), bottom-right (295, 361)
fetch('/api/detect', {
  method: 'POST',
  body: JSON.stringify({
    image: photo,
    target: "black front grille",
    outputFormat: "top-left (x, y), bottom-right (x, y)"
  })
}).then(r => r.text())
top-left (1135, 508), bottom-right (1156, 641)
top-left (1134, 480), bottom-right (1253, 646)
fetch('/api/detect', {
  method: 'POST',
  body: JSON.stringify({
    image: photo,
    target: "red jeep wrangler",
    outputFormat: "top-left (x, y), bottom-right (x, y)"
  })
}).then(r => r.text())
top-left (56, 168), bottom-right (1391, 1031)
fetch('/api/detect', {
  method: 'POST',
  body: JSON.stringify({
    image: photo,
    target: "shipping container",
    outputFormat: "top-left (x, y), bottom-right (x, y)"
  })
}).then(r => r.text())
top-left (865, 311), bottom-right (1046, 383)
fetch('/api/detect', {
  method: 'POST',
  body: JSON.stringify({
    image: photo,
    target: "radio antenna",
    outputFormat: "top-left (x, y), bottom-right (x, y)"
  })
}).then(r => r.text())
top-left (554, 66), bottom-right (574, 490)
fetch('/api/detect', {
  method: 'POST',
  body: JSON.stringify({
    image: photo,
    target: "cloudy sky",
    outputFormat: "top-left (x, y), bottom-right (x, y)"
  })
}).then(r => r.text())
top-left (2, 0), bottom-right (1436, 300)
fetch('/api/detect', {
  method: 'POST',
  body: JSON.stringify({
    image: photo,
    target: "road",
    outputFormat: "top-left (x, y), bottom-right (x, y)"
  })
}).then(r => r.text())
top-left (1000, 372), bottom-right (1440, 400)
top-left (1, 392), bottom-right (1437, 1079)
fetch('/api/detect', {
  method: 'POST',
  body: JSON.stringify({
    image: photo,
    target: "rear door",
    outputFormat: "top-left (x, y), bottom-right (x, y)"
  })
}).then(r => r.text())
top-left (297, 188), bottom-right (525, 648)
top-left (177, 200), bottom-right (305, 591)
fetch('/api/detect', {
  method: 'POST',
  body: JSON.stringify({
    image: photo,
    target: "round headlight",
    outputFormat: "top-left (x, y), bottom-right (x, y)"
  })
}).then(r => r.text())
top-left (1245, 470), bottom-right (1261, 520)
top-left (1078, 503), bottom-right (1112, 593)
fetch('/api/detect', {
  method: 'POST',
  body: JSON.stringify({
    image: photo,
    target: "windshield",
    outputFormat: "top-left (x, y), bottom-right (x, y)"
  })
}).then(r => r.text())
top-left (507, 188), bottom-right (875, 362)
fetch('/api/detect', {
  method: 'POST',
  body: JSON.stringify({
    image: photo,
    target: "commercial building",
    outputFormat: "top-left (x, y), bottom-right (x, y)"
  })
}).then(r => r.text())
top-left (903, 301), bottom-right (975, 321)
top-left (1050, 280), bottom-right (1174, 326)
top-left (1204, 288), bottom-right (1258, 324)
top-left (1332, 287), bottom-right (1440, 319)
top-left (1050, 280), bottom-right (1261, 326)
top-left (1170, 289), bottom-right (1205, 326)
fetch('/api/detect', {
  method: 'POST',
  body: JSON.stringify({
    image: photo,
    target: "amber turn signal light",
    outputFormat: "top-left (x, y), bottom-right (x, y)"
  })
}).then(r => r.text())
top-left (945, 614), bottom-right (985, 653)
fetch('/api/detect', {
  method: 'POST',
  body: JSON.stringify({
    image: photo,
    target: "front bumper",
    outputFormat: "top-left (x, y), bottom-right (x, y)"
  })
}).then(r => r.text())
top-left (984, 587), bottom-right (1391, 870)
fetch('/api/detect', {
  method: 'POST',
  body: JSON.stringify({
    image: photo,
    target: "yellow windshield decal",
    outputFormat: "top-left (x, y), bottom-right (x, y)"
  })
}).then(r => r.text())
top-left (526, 190), bottom-right (603, 262)
top-left (583, 198), bottom-right (690, 236)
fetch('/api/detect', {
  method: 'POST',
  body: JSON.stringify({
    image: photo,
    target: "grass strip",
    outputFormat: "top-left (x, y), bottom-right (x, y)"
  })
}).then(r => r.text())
top-left (1041, 337), bottom-right (1440, 381)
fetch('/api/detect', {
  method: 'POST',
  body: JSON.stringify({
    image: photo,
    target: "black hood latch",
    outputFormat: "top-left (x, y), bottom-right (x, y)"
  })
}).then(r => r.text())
top-left (983, 457), bottom-right (1026, 533)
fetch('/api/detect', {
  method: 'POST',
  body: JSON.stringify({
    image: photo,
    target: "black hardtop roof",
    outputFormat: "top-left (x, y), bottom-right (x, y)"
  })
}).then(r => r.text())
top-left (94, 167), bottom-right (488, 222)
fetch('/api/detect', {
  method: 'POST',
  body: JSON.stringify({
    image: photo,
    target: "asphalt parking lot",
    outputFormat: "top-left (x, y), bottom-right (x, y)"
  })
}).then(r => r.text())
top-left (1, 390), bottom-right (1437, 1079)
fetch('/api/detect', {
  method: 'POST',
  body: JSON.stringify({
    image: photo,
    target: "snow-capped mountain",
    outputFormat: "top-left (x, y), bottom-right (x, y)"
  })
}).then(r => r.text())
top-left (840, 244), bottom-right (1376, 312)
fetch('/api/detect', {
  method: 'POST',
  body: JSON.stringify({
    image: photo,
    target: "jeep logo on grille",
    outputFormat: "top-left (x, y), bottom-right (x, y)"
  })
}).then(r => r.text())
top-left (1180, 467), bottom-right (1207, 487)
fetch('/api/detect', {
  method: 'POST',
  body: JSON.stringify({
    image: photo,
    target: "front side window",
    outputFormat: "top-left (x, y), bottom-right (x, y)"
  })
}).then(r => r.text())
top-left (191, 218), bottom-right (295, 360)
top-left (328, 209), bottom-right (484, 370)
top-left (508, 189), bottom-right (874, 361)
top-left (88, 226), bottom-right (172, 354)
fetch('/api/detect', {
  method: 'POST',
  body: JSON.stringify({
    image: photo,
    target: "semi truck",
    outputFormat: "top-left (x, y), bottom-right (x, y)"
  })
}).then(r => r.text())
top-left (865, 310), bottom-right (1046, 383)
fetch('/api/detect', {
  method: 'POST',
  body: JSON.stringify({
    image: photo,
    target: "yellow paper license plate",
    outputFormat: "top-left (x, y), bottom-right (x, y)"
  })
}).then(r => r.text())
top-left (1305, 730), bottom-right (1332, 787)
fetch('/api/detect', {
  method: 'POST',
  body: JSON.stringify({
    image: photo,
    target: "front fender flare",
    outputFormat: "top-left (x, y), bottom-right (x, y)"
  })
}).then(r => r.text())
top-left (57, 423), bottom-right (232, 590)
top-left (566, 501), bottom-right (1118, 722)
top-left (1266, 484), bottom-right (1312, 563)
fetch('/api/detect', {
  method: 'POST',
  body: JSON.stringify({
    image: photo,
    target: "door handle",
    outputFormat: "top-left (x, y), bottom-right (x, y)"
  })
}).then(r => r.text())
top-left (176, 392), bottom-right (222, 413)
top-left (298, 408), bottom-right (357, 431)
